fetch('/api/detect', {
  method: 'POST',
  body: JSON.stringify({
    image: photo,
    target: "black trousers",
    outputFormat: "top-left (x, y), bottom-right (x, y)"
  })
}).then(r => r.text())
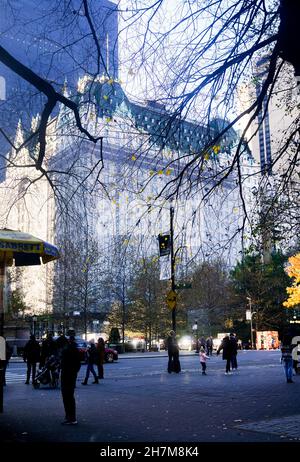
top-left (231, 354), bottom-right (238, 369)
top-left (226, 358), bottom-right (231, 373)
top-left (61, 372), bottom-right (77, 422)
top-left (97, 363), bottom-right (104, 379)
top-left (26, 362), bottom-right (37, 383)
top-left (168, 351), bottom-right (181, 373)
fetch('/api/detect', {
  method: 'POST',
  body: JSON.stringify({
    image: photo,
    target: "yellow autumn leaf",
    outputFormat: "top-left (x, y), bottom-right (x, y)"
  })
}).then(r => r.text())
top-left (131, 155), bottom-right (136, 161)
top-left (204, 152), bottom-right (210, 161)
top-left (283, 253), bottom-right (300, 308)
top-left (105, 117), bottom-right (112, 123)
top-left (149, 170), bottom-right (155, 176)
top-left (103, 95), bottom-right (109, 101)
top-left (213, 145), bottom-right (221, 154)
top-left (165, 169), bottom-right (172, 175)
top-left (158, 170), bottom-right (163, 175)
top-left (108, 78), bottom-right (114, 84)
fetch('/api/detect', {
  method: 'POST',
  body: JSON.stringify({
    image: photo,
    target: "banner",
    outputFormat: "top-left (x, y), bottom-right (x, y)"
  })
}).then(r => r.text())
top-left (159, 254), bottom-right (171, 280)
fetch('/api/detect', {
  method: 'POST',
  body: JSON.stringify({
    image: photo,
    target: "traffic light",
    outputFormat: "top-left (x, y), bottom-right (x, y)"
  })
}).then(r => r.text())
top-left (158, 234), bottom-right (171, 256)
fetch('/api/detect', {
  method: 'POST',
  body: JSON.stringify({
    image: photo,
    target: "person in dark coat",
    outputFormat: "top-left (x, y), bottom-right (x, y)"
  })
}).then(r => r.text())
top-left (60, 335), bottom-right (81, 425)
top-left (166, 330), bottom-right (181, 373)
top-left (206, 336), bottom-right (213, 356)
top-left (229, 333), bottom-right (238, 370)
top-left (23, 335), bottom-right (40, 384)
top-left (55, 332), bottom-right (69, 361)
top-left (96, 337), bottom-right (105, 379)
top-left (39, 333), bottom-right (57, 368)
top-left (81, 339), bottom-right (99, 384)
top-left (217, 335), bottom-right (233, 374)
top-left (281, 343), bottom-right (294, 383)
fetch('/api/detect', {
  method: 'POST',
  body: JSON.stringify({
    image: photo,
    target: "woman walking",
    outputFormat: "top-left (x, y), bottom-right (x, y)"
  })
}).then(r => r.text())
top-left (217, 335), bottom-right (233, 375)
top-left (96, 337), bottom-right (105, 379)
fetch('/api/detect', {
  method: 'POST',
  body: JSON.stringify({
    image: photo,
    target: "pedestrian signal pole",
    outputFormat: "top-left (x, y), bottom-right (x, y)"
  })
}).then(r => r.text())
top-left (170, 204), bottom-right (176, 332)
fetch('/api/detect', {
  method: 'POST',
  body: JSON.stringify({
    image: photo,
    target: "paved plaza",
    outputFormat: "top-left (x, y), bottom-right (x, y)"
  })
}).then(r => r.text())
top-left (1, 350), bottom-right (300, 447)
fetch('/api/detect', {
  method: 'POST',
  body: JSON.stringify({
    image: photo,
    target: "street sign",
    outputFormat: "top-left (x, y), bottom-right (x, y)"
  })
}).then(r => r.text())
top-left (166, 290), bottom-right (177, 310)
top-left (246, 310), bottom-right (251, 321)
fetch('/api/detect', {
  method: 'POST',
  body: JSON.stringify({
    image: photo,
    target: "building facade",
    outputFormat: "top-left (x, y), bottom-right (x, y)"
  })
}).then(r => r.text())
top-left (0, 75), bottom-right (258, 323)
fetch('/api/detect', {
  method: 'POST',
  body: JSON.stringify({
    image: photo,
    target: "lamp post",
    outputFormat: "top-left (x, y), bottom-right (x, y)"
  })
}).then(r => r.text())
top-left (170, 203), bottom-right (176, 332)
top-left (246, 297), bottom-right (256, 349)
top-left (192, 321), bottom-right (199, 353)
top-left (32, 315), bottom-right (37, 337)
top-left (93, 320), bottom-right (99, 335)
top-left (157, 200), bottom-right (180, 333)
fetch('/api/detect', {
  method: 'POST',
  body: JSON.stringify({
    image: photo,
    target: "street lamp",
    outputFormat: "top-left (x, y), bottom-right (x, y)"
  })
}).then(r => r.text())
top-left (192, 321), bottom-right (199, 353)
top-left (169, 201), bottom-right (176, 332)
top-left (93, 320), bottom-right (99, 334)
top-left (246, 297), bottom-right (257, 349)
top-left (32, 315), bottom-right (37, 337)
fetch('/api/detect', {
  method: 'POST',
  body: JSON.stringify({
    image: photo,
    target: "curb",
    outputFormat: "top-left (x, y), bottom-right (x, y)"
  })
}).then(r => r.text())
top-left (9, 352), bottom-right (199, 362)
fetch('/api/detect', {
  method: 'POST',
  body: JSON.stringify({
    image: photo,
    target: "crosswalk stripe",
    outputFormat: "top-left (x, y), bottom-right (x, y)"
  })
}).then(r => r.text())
top-left (5, 372), bottom-right (27, 383)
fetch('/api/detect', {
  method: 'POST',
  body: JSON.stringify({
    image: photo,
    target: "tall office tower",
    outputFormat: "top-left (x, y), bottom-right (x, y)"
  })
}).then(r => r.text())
top-left (254, 56), bottom-right (273, 176)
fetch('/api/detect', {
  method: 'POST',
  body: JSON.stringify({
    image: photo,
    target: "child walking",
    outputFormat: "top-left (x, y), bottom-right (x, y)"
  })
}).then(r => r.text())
top-left (199, 346), bottom-right (209, 375)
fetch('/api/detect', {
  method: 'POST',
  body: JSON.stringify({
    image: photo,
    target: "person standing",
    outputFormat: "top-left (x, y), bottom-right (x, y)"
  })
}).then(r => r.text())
top-left (281, 343), bottom-right (294, 383)
top-left (166, 330), bottom-right (181, 373)
top-left (217, 335), bottom-right (233, 374)
top-left (81, 339), bottom-right (99, 385)
top-left (60, 335), bottom-right (81, 425)
top-left (55, 332), bottom-right (69, 361)
top-left (206, 336), bottom-right (213, 356)
top-left (199, 346), bottom-right (209, 375)
top-left (96, 337), bottom-right (105, 379)
top-left (200, 336), bottom-right (206, 351)
top-left (229, 333), bottom-right (238, 371)
top-left (23, 335), bottom-right (40, 384)
top-left (40, 332), bottom-right (57, 368)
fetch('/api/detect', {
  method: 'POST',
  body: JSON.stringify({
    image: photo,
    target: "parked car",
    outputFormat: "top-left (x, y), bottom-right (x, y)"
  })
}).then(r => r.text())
top-left (53, 337), bottom-right (118, 363)
top-left (178, 335), bottom-right (193, 351)
top-left (104, 346), bottom-right (118, 363)
top-left (212, 338), bottom-right (222, 351)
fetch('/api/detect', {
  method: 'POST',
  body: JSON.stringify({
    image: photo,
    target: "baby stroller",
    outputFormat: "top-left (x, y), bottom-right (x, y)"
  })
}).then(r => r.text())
top-left (33, 355), bottom-right (60, 389)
